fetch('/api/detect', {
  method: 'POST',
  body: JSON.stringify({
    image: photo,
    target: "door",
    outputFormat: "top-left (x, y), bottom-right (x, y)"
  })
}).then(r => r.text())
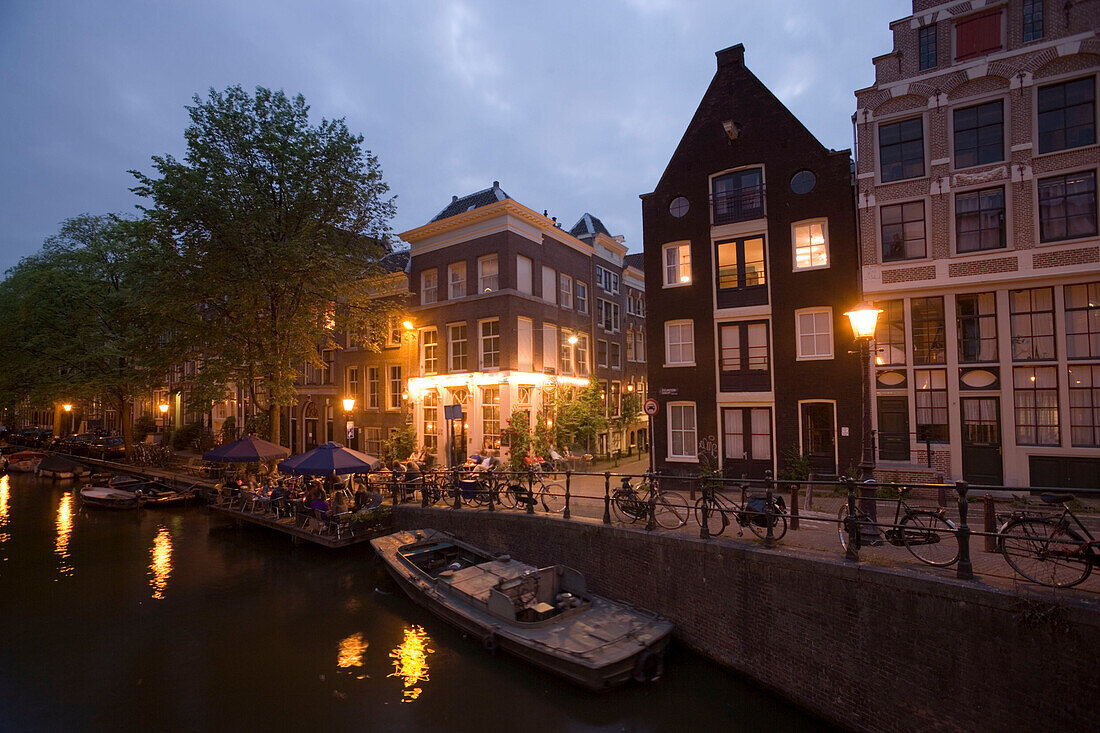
top-left (877, 396), bottom-right (910, 461)
top-left (961, 397), bottom-right (1002, 485)
top-left (722, 407), bottom-right (773, 479)
top-left (800, 402), bottom-right (837, 477)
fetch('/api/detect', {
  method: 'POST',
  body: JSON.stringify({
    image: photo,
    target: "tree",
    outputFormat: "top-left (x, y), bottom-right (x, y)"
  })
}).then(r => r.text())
top-left (131, 85), bottom-right (397, 445)
top-left (553, 380), bottom-right (607, 453)
top-left (0, 215), bottom-right (171, 455)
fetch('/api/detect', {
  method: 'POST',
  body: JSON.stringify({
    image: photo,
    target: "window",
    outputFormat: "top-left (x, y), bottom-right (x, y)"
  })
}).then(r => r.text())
top-left (715, 236), bottom-right (767, 308)
top-left (626, 329), bottom-right (634, 362)
top-left (597, 299), bottom-right (620, 332)
top-left (482, 386), bottom-right (500, 450)
top-left (663, 242), bottom-right (691, 286)
top-left (559, 274), bottom-right (573, 309)
top-left (449, 324), bottom-right (468, 371)
top-left (388, 365), bottom-right (402, 410)
top-left (543, 324), bottom-right (557, 372)
top-left (448, 261), bottom-right (466, 299)
top-left (366, 427), bottom-right (382, 456)
top-left (915, 369), bottom-right (949, 442)
top-left (1037, 78), bottom-right (1096, 154)
top-left (1065, 282), bottom-right (1100, 359)
top-left (796, 309), bottom-right (833, 360)
top-left (347, 367), bottom-right (360, 404)
top-left (480, 319), bottom-right (500, 369)
top-left (610, 382), bottom-right (621, 417)
top-left (368, 367), bottom-right (379, 408)
top-left (874, 299), bottom-right (906, 366)
top-left (1010, 287), bottom-right (1056, 360)
top-left (560, 330), bottom-right (573, 375)
top-left (918, 25), bottom-right (937, 70)
top-left (880, 201), bottom-right (926, 261)
top-left (595, 265), bottom-right (619, 294)
top-left (517, 255), bottom-right (533, 295)
top-left (879, 118), bottom-right (924, 182)
top-left (911, 297), bottom-right (946, 365)
top-left (422, 329), bottom-right (438, 374)
top-left (576, 334), bottom-right (589, 377)
top-left (610, 342), bottom-right (621, 369)
top-left (387, 319), bottom-right (402, 347)
top-left (955, 186), bottom-right (1005, 252)
top-left (957, 293), bottom-right (998, 363)
top-left (517, 385), bottom-right (533, 406)
top-left (665, 321), bottom-right (694, 366)
top-left (792, 220), bottom-right (828, 270)
top-left (668, 403), bottom-right (697, 460)
top-left (575, 281), bottom-right (588, 314)
top-left (953, 100), bottom-right (1003, 168)
top-left (712, 168), bottom-right (764, 224)
top-left (478, 255), bottom-right (498, 293)
top-left (517, 317), bottom-right (533, 371)
top-left (955, 10), bottom-right (1001, 61)
top-left (422, 390), bottom-right (439, 454)
top-left (1069, 364), bottom-right (1100, 446)
top-left (542, 266), bottom-right (556, 304)
top-left (421, 269), bottom-right (438, 305)
top-left (597, 339), bottom-right (608, 367)
top-left (1023, 0), bottom-right (1044, 43)
top-left (723, 408), bottom-right (773, 462)
top-left (1038, 171), bottom-right (1097, 243)
top-left (633, 329), bottom-right (645, 364)
top-left (719, 321), bottom-right (770, 391)
top-left (1014, 366), bottom-right (1059, 445)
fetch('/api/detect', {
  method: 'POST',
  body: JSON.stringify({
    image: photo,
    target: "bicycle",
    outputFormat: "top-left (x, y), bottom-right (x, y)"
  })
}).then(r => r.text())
top-left (997, 493), bottom-right (1100, 588)
top-left (836, 486), bottom-right (959, 567)
top-left (694, 484), bottom-right (789, 541)
top-left (611, 474), bottom-right (689, 529)
top-left (496, 467), bottom-right (566, 513)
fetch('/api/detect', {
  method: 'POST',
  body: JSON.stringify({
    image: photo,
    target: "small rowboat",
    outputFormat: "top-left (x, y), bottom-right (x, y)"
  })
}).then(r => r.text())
top-left (8, 451), bottom-right (46, 473)
top-left (79, 486), bottom-right (143, 509)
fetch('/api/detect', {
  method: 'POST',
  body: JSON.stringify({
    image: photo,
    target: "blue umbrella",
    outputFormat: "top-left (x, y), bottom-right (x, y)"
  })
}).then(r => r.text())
top-left (203, 435), bottom-right (290, 463)
top-left (277, 441), bottom-right (380, 476)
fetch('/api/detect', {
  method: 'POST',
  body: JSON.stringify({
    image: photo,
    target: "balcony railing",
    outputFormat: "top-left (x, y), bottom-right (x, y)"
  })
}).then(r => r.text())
top-left (711, 184), bottom-right (765, 225)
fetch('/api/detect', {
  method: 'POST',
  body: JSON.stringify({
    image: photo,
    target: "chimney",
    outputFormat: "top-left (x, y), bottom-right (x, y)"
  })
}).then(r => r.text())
top-left (452, 195), bottom-right (458, 203)
top-left (716, 43), bottom-right (745, 70)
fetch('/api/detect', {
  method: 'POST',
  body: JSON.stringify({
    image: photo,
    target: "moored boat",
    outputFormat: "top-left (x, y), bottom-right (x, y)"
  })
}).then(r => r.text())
top-left (371, 529), bottom-right (673, 690)
top-left (135, 480), bottom-right (198, 506)
top-left (36, 454), bottom-right (90, 480)
top-left (8, 451), bottom-right (46, 473)
top-left (79, 486), bottom-right (143, 509)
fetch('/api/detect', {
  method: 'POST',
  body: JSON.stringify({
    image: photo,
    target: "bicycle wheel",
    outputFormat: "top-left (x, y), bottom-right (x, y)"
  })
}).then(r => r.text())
top-left (836, 504), bottom-right (869, 553)
top-left (611, 489), bottom-right (642, 523)
top-left (748, 508), bottom-right (787, 541)
top-left (999, 517), bottom-right (1092, 588)
top-left (496, 482), bottom-right (519, 509)
top-left (654, 492), bottom-right (689, 529)
top-left (900, 511), bottom-right (959, 567)
top-left (539, 483), bottom-right (566, 513)
top-left (694, 497), bottom-right (728, 536)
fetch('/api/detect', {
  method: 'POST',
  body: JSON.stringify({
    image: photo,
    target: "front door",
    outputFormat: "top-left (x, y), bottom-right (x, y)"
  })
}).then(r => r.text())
top-left (722, 407), bottom-right (773, 479)
top-left (961, 397), bottom-right (1002, 485)
top-left (877, 396), bottom-right (910, 461)
top-left (800, 402), bottom-right (837, 477)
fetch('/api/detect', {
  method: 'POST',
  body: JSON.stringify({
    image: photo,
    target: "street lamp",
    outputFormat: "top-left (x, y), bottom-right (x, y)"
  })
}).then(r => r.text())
top-left (844, 303), bottom-right (881, 480)
top-left (159, 402), bottom-right (169, 432)
top-left (342, 398), bottom-right (356, 448)
top-left (62, 404), bottom-right (72, 436)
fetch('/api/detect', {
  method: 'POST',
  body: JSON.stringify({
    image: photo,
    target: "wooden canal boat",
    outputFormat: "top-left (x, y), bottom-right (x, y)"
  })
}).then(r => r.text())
top-left (371, 529), bottom-right (673, 690)
top-left (79, 486), bottom-right (143, 509)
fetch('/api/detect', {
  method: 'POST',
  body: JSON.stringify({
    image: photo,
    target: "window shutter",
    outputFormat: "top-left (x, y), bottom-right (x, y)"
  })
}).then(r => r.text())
top-left (955, 11), bottom-right (1001, 60)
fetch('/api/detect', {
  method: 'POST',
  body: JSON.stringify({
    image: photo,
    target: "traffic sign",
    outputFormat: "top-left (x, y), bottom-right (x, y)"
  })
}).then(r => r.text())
top-left (643, 398), bottom-right (658, 416)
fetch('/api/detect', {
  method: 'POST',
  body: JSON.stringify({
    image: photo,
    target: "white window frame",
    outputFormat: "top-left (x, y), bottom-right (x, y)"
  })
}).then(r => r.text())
top-left (448, 261), bottom-right (466, 300)
top-left (667, 401), bottom-right (698, 462)
top-left (542, 323), bottom-right (557, 372)
top-left (517, 254), bottom-right (533, 295)
top-left (559, 273), bottom-right (573, 309)
top-left (517, 316), bottom-right (533, 371)
top-left (542, 266), bottom-right (557, 305)
top-left (421, 328), bottom-right (438, 375)
top-left (478, 254), bottom-right (498, 293)
top-left (576, 333), bottom-right (589, 377)
top-left (560, 329), bottom-right (573, 375)
top-left (448, 322), bottom-right (468, 372)
top-left (663, 242), bottom-right (692, 287)
top-left (387, 365), bottom-right (402, 411)
top-left (795, 307), bottom-right (834, 361)
top-left (479, 318), bottom-right (500, 370)
top-left (575, 281), bottom-right (589, 314)
top-left (421, 269), bottom-right (438, 305)
top-left (664, 320), bottom-right (695, 366)
top-left (791, 219), bottom-right (830, 271)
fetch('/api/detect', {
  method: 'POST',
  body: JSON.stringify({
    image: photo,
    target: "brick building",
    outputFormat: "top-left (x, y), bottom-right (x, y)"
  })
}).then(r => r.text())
top-left (641, 44), bottom-right (863, 480)
top-left (855, 0), bottom-right (1100, 487)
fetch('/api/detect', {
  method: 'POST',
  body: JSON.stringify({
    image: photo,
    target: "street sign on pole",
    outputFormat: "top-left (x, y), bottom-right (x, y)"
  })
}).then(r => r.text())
top-left (643, 398), bottom-right (659, 416)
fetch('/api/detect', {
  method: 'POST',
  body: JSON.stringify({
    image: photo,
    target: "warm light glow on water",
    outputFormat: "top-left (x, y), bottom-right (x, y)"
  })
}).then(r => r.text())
top-left (0, 475), bottom-right (10, 545)
top-left (149, 527), bottom-right (173, 600)
top-left (337, 632), bottom-right (369, 668)
top-left (389, 626), bottom-right (433, 702)
top-left (55, 492), bottom-right (73, 576)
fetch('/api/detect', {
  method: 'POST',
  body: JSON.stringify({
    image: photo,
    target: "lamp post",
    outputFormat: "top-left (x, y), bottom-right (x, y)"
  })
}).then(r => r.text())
top-left (342, 397), bottom-right (356, 449)
top-left (62, 404), bottom-right (72, 437)
top-left (159, 402), bottom-right (169, 432)
top-left (845, 303), bottom-right (882, 537)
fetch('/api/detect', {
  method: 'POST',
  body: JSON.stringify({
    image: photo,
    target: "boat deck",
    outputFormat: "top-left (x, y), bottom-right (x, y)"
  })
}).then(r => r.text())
top-left (209, 505), bottom-right (390, 548)
top-left (445, 560), bottom-right (536, 603)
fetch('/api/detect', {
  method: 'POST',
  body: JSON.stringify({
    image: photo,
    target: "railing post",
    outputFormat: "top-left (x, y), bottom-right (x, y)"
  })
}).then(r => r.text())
top-left (763, 470), bottom-right (776, 548)
top-left (563, 470), bottom-right (572, 520)
top-left (983, 493), bottom-right (996, 552)
top-left (486, 475), bottom-right (494, 512)
top-left (644, 471), bottom-right (657, 532)
top-left (452, 467), bottom-right (461, 510)
top-left (421, 476), bottom-right (429, 508)
top-left (789, 482), bottom-right (800, 531)
top-left (603, 471), bottom-right (612, 524)
top-left (955, 481), bottom-right (974, 580)
top-left (844, 476), bottom-right (860, 562)
top-left (699, 481), bottom-right (711, 540)
top-left (391, 475), bottom-right (398, 507)
top-left (526, 469), bottom-right (535, 515)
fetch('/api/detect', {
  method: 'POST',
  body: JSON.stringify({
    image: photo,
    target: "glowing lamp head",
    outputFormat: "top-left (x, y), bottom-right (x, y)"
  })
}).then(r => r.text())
top-left (844, 303), bottom-right (881, 340)
top-left (342, 398), bottom-right (356, 412)
top-left (679, 274), bottom-right (690, 283)
top-left (567, 335), bottom-right (578, 345)
top-left (62, 404), bottom-right (72, 412)
top-left (159, 403), bottom-right (169, 414)
top-left (402, 320), bottom-right (414, 331)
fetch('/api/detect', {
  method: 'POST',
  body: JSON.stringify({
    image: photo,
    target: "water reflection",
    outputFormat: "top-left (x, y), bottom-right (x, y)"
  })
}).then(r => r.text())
top-left (389, 625), bottom-right (433, 702)
top-left (337, 632), bottom-right (369, 669)
top-left (55, 492), bottom-right (73, 577)
top-left (0, 475), bottom-right (10, 546)
top-left (149, 527), bottom-right (173, 599)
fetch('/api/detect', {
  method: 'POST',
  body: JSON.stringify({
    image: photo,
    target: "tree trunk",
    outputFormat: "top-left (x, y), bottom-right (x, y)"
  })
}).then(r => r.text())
top-left (117, 394), bottom-right (135, 459)
top-left (268, 402), bottom-right (281, 446)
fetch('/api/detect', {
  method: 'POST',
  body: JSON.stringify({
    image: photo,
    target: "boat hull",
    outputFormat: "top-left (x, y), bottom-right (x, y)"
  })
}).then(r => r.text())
top-left (79, 487), bottom-right (142, 510)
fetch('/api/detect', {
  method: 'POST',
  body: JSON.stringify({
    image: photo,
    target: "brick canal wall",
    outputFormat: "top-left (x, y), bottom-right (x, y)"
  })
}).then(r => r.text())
top-left (393, 507), bottom-right (1100, 733)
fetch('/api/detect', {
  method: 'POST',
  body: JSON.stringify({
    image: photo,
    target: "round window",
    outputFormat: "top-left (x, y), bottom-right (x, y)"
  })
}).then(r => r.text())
top-left (668, 196), bottom-right (690, 218)
top-left (790, 170), bottom-right (816, 195)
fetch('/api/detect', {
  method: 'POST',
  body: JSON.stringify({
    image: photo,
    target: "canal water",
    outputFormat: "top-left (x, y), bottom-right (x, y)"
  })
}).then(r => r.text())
top-left (0, 472), bottom-right (831, 732)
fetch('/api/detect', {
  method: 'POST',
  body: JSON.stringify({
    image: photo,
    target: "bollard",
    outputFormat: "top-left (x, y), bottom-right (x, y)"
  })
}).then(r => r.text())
top-left (526, 469), bottom-right (535, 515)
top-left (938, 483), bottom-right (947, 508)
top-left (603, 471), bottom-right (612, 525)
top-left (453, 468), bottom-right (461, 510)
top-left (983, 494), bottom-right (996, 552)
top-left (563, 470), bottom-right (572, 520)
top-left (699, 482), bottom-right (711, 540)
top-left (763, 471), bottom-right (776, 548)
top-left (789, 483), bottom-right (800, 531)
top-left (844, 476), bottom-right (860, 562)
top-left (955, 481), bottom-right (974, 580)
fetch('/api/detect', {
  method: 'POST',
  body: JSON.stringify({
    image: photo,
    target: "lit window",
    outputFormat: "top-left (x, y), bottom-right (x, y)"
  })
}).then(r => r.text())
top-left (796, 308), bottom-right (833, 360)
top-left (1014, 366), bottom-right (1059, 445)
top-left (663, 242), bottom-right (691, 286)
top-left (478, 255), bottom-right (498, 293)
top-left (388, 365), bottom-right (402, 410)
top-left (792, 220), bottom-right (828, 270)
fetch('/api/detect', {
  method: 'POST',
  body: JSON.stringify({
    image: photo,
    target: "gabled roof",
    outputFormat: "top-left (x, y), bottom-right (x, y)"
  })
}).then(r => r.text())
top-left (379, 249), bottom-right (410, 274)
top-left (569, 212), bottom-right (610, 240)
top-left (430, 181), bottom-right (510, 223)
top-left (624, 252), bottom-right (644, 271)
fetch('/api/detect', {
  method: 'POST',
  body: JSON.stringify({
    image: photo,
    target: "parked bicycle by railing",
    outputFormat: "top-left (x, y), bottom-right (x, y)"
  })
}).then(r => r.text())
top-left (997, 492), bottom-right (1100, 587)
top-left (837, 485), bottom-right (958, 567)
top-left (694, 483), bottom-right (788, 540)
top-left (496, 467), bottom-right (565, 513)
top-left (611, 473), bottom-right (688, 529)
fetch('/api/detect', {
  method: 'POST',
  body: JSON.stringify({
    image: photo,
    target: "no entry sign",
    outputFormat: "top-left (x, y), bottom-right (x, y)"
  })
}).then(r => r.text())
top-left (643, 398), bottom-right (658, 416)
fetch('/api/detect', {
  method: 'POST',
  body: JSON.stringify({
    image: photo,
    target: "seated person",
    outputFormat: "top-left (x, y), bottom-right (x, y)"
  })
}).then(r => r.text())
top-left (330, 490), bottom-right (349, 515)
top-left (309, 491), bottom-right (330, 519)
top-left (473, 449), bottom-right (496, 473)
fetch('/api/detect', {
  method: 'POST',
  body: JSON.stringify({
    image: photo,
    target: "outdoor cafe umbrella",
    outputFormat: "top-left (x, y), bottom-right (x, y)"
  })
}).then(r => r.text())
top-left (202, 435), bottom-right (290, 463)
top-left (277, 441), bottom-right (380, 476)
